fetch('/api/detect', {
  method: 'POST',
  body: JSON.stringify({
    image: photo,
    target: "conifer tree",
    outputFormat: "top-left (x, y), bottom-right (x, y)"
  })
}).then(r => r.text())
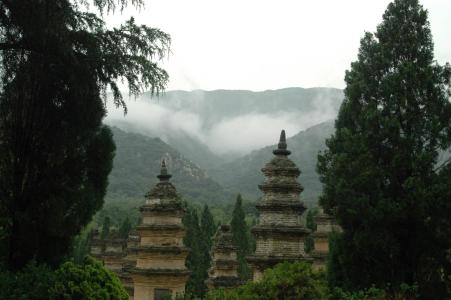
top-left (119, 217), bottom-right (132, 239)
top-left (304, 208), bottom-right (317, 253)
top-left (231, 194), bottom-right (251, 279)
top-left (0, 0), bottom-right (170, 270)
top-left (183, 207), bottom-right (209, 298)
top-left (317, 0), bottom-right (451, 297)
top-left (100, 216), bottom-right (111, 240)
top-left (200, 205), bottom-right (216, 249)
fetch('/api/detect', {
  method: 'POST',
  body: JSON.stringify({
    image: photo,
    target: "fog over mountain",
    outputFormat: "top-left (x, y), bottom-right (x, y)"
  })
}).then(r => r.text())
top-left (105, 88), bottom-right (343, 164)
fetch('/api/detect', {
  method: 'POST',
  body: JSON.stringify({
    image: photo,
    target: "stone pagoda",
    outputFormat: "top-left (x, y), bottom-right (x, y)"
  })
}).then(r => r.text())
top-left (311, 207), bottom-right (341, 270)
top-left (122, 230), bottom-right (140, 298)
top-left (206, 225), bottom-right (242, 290)
top-left (130, 160), bottom-right (190, 300)
top-left (102, 230), bottom-right (127, 273)
top-left (89, 229), bottom-right (104, 259)
top-left (89, 229), bottom-right (127, 274)
top-left (247, 130), bottom-right (311, 281)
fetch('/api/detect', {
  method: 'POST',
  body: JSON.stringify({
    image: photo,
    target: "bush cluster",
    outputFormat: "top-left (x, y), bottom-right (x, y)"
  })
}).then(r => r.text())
top-left (0, 256), bottom-right (128, 300)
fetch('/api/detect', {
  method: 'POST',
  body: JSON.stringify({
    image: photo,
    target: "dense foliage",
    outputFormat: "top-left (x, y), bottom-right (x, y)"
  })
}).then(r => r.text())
top-left (101, 216), bottom-right (111, 240)
top-left (0, 0), bottom-right (169, 270)
top-left (231, 194), bottom-right (253, 280)
top-left (0, 256), bottom-right (128, 299)
top-left (183, 206), bottom-right (215, 298)
top-left (206, 261), bottom-right (329, 300)
top-left (317, 0), bottom-right (451, 298)
top-left (205, 261), bottom-right (418, 300)
top-left (304, 208), bottom-right (318, 254)
top-left (200, 205), bottom-right (217, 250)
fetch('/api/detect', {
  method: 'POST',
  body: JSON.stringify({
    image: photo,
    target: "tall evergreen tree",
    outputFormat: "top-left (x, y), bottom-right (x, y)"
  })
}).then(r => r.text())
top-left (100, 216), bottom-right (111, 240)
top-left (183, 207), bottom-right (209, 298)
top-left (200, 205), bottom-right (216, 249)
top-left (304, 208), bottom-right (317, 253)
top-left (118, 217), bottom-right (132, 239)
top-left (231, 194), bottom-right (251, 279)
top-left (0, 0), bottom-right (170, 270)
top-left (317, 0), bottom-right (451, 297)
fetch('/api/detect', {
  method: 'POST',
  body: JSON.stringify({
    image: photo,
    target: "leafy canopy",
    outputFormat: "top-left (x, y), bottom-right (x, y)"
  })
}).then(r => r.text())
top-left (0, 0), bottom-right (170, 269)
top-left (0, 256), bottom-right (128, 299)
top-left (317, 0), bottom-right (451, 297)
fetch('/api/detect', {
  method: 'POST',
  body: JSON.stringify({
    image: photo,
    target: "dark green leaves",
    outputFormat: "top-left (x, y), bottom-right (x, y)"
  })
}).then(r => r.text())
top-left (318, 0), bottom-right (451, 297)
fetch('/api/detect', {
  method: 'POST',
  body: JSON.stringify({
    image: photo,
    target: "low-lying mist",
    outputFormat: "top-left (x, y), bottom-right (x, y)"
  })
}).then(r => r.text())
top-left (105, 89), bottom-right (343, 157)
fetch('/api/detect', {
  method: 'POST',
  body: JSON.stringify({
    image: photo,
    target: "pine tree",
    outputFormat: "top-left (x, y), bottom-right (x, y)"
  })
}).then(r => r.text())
top-left (0, 0), bottom-right (170, 270)
top-left (119, 217), bottom-right (132, 239)
top-left (183, 207), bottom-right (209, 298)
top-left (200, 205), bottom-right (216, 249)
top-left (100, 217), bottom-right (111, 240)
top-left (231, 194), bottom-right (251, 279)
top-left (304, 208), bottom-right (317, 253)
top-left (317, 0), bottom-right (451, 297)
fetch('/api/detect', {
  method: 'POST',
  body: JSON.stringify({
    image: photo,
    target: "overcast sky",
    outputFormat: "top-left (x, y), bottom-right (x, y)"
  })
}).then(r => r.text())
top-left (104, 0), bottom-right (451, 91)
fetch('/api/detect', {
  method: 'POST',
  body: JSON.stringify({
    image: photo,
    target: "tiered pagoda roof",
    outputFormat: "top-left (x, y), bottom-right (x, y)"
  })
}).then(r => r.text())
top-left (130, 160), bottom-right (190, 299)
top-left (206, 225), bottom-right (243, 289)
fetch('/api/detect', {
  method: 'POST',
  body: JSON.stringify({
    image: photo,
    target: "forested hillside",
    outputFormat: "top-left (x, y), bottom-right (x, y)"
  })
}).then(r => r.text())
top-left (106, 120), bottom-right (336, 210)
top-left (106, 127), bottom-right (232, 206)
top-left (106, 87), bottom-right (343, 168)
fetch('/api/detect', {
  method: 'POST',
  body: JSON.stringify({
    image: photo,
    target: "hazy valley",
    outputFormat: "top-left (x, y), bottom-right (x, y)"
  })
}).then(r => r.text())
top-left (104, 87), bottom-right (343, 209)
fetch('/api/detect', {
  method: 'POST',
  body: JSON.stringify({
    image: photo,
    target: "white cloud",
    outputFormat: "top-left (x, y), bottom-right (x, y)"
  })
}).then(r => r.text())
top-left (105, 92), bottom-right (339, 155)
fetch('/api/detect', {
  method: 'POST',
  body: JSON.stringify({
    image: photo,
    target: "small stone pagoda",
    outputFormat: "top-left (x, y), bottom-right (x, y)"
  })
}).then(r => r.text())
top-left (129, 160), bottom-right (190, 300)
top-left (89, 229), bottom-right (127, 274)
top-left (247, 130), bottom-right (311, 281)
top-left (311, 207), bottom-right (341, 270)
top-left (206, 224), bottom-right (242, 289)
top-left (89, 229), bottom-right (104, 259)
top-left (102, 230), bottom-right (127, 273)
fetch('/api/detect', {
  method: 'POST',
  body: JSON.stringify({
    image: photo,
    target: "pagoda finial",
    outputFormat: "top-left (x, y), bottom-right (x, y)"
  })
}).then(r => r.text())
top-left (273, 130), bottom-right (291, 155)
top-left (278, 130), bottom-right (287, 150)
top-left (157, 159), bottom-right (172, 181)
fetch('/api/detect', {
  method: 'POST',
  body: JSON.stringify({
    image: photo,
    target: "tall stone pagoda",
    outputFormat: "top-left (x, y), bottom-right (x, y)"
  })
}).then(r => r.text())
top-left (206, 225), bottom-right (242, 289)
top-left (130, 160), bottom-right (190, 300)
top-left (311, 207), bottom-right (341, 270)
top-left (247, 130), bottom-right (311, 281)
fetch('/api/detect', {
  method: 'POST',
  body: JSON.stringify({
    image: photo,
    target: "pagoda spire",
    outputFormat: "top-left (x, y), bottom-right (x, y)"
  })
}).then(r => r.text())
top-left (157, 159), bottom-right (172, 181)
top-left (273, 129), bottom-right (291, 156)
top-left (247, 129), bottom-right (310, 281)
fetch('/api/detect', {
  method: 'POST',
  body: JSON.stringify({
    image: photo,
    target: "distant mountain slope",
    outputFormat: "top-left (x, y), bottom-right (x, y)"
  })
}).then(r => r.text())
top-left (107, 87), bottom-right (343, 168)
top-left (107, 127), bottom-right (232, 205)
top-left (141, 87), bottom-right (343, 128)
top-left (208, 120), bottom-right (335, 206)
top-left (109, 120), bottom-right (222, 170)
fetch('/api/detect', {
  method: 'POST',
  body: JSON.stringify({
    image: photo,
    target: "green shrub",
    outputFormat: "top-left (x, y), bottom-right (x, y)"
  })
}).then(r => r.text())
top-left (0, 262), bottom-right (55, 300)
top-left (206, 261), bottom-right (329, 300)
top-left (50, 256), bottom-right (128, 299)
top-left (0, 256), bottom-right (128, 300)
